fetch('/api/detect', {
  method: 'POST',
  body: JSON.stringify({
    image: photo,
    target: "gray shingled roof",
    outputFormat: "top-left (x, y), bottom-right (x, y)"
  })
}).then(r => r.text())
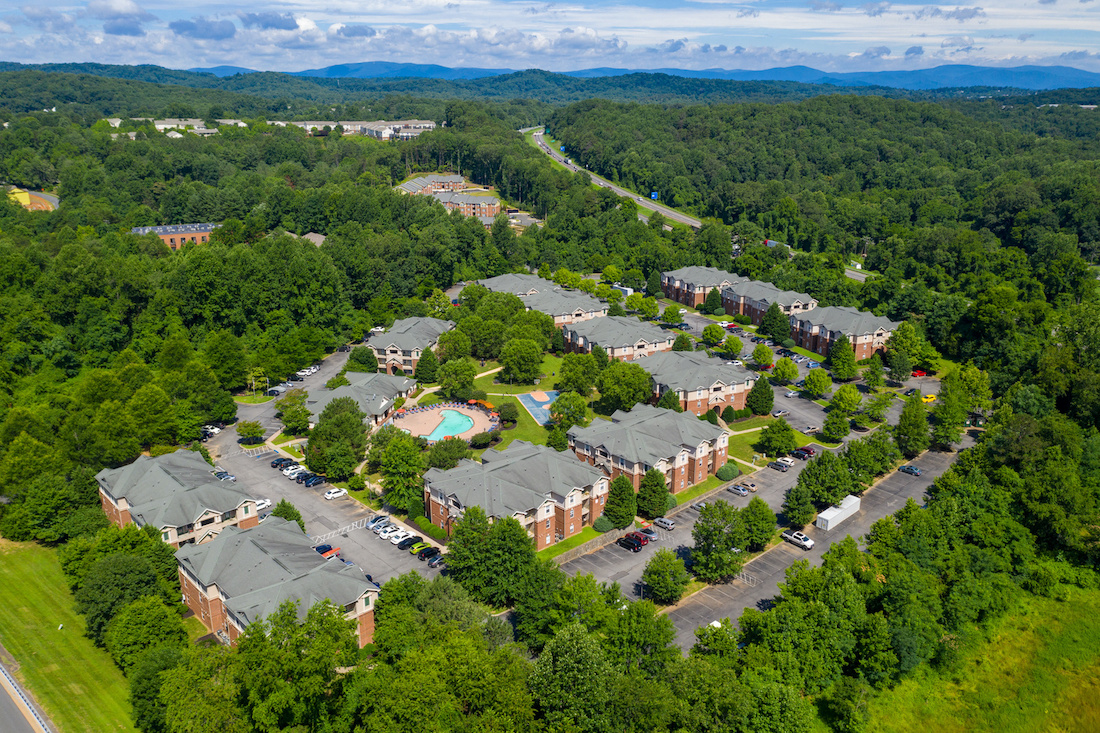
top-left (305, 372), bottom-right (415, 420)
top-left (175, 517), bottom-right (376, 627)
top-left (523, 289), bottom-right (607, 319)
top-left (424, 441), bottom-right (605, 518)
top-left (722, 280), bottom-right (815, 309)
top-left (634, 350), bottom-right (755, 393)
top-left (564, 316), bottom-right (671, 349)
top-left (96, 452), bottom-right (252, 531)
top-left (368, 317), bottom-right (454, 352)
top-left (478, 273), bottom-right (556, 295)
top-left (795, 306), bottom-right (900, 336)
top-left (567, 404), bottom-right (727, 466)
top-left (663, 266), bottom-right (739, 289)
top-left (432, 192), bottom-right (499, 207)
top-left (131, 223), bottom-right (217, 236)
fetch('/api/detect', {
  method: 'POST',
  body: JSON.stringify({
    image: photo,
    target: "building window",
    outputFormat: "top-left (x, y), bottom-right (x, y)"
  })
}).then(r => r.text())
top-left (569, 508), bottom-right (574, 518)
top-left (162, 531), bottom-right (169, 541)
top-left (545, 519), bottom-right (550, 529)
top-left (243, 506), bottom-right (249, 515)
top-left (169, 238), bottom-right (175, 245)
top-left (569, 523), bottom-right (575, 533)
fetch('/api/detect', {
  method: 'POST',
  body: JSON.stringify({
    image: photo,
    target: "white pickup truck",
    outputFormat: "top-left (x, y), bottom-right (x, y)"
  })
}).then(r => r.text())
top-left (781, 529), bottom-right (815, 550)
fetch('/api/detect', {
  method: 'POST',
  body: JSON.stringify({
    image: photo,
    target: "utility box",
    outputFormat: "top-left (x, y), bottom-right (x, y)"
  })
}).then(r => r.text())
top-left (815, 495), bottom-right (861, 531)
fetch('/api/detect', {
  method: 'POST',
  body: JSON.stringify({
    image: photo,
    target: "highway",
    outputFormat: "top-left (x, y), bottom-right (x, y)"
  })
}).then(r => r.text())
top-left (0, 652), bottom-right (47, 733)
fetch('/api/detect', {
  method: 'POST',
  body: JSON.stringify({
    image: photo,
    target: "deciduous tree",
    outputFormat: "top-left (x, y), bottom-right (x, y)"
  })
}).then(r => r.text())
top-left (380, 432), bottom-right (425, 512)
top-left (642, 549), bottom-right (690, 604)
top-left (105, 596), bottom-right (187, 672)
top-left (672, 333), bottom-right (694, 351)
top-left (413, 347), bottom-right (438, 383)
top-left (559, 353), bottom-right (599, 395)
top-left (895, 396), bottom-right (931, 458)
top-left (691, 500), bottom-right (748, 582)
top-left (757, 419), bottom-right (797, 456)
top-left (551, 391), bottom-right (590, 431)
top-left (596, 361), bottom-right (652, 413)
top-left (746, 377), bottom-right (774, 415)
top-left (773, 357), bottom-right (798, 384)
top-left (805, 368), bottom-right (833, 398)
top-left (499, 338), bottom-right (543, 384)
top-left (752, 343), bottom-right (773, 368)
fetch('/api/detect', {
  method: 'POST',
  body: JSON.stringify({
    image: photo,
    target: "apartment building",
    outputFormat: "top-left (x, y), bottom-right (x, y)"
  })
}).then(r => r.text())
top-left (96, 452), bottom-right (258, 548)
top-left (305, 372), bottom-right (416, 428)
top-left (563, 316), bottom-right (675, 360)
top-left (634, 350), bottom-right (756, 416)
top-left (423, 441), bottom-right (609, 551)
top-left (477, 273), bottom-right (608, 327)
top-left (362, 120), bottom-right (437, 140)
top-left (791, 306), bottom-right (900, 360)
top-left (396, 174), bottom-right (467, 195)
top-left (661, 266), bottom-right (740, 308)
top-left (367, 317), bottom-right (455, 375)
top-left (721, 280), bottom-right (818, 328)
top-left (176, 517), bottom-right (378, 647)
top-left (568, 404), bottom-right (730, 492)
top-left (431, 192), bottom-right (501, 218)
top-left (131, 223), bottom-right (219, 250)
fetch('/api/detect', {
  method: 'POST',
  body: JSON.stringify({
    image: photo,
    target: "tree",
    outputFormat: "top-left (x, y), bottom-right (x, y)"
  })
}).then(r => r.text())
top-left (445, 506), bottom-right (491, 592)
top-left (128, 384), bottom-right (176, 448)
top-left (500, 338), bottom-right (543, 384)
top-left (773, 357), bottom-right (798, 384)
top-left (828, 334), bottom-right (858, 381)
top-left (639, 297), bottom-right (660, 320)
top-left (822, 408), bottom-right (851, 443)
top-left (529, 623), bottom-right (612, 733)
top-left (201, 330), bottom-right (247, 392)
top-left (804, 368), bottom-right (833, 397)
top-left (414, 347), bottom-right (438, 383)
top-left (435, 330), bottom-right (472, 363)
top-left (160, 646), bottom-right (248, 733)
top-left (830, 384), bottom-right (863, 414)
top-left (550, 391), bottom-right (590, 431)
top-left (482, 517), bottom-right (537, 607)
top-left (759, 302), bottom-right (790, 342)
top-left (741, 497), bottom-right (777, 550)
top-left (887, 350), bottom-right (912, 385)
top-left (625, 292), bottom-right (644, 312)
top-left (672, 333), bottom-right (694, 351)
top-left (559, 353), bottom-right (599, 395)
top-left (702, 324), bottom-right (726, 345)
top-left (894, 396), bottom-right (931, 458)
top-left (661, 305), bottom-right (682, 324)
top-left (656, 390), bottom-right (683, 412)
top-left (323, 441), bottom-right (359, 481)
top-left (746, 377), bottom-right (774, 415)
top-left (752, 343), bottom-right (773, 368)
top-left (637, 469), bottom-right (670, 519)
top-left (886, 321), bottom-right (939, 370)
top-left (275, 388), bottom-right (310, 435)
top-left (236, 420), bottom-right (264, 444)
top-left (590, 344), bottom-right (609, 371)
top-left (270, 500), bottom-right (305, 532)
top-left (547, 427), bottom-right (568, 451)
top-left (723, 334), bottom-right (742, 355)
top-left (380, 432), bottom-right (425, 512)
top-left (596, 361), bottom-right (652, 412)
top-left (691, 500), bottom-right (747, 582)
top-left (931, 370), bottom-right (967, 449)
top-left (642, 549), bottom-right (690, 604)
top-left (347, 346), bottom-right (378, 372)
top-left (959, 362), bottom-right (992, 415)
top-left (702, 287), bottom-right (723, 315)
top-left (427, 437), bottom-right (472, 470)
top-left (646, 271), bottom-right (662, 297)
top-left (604, 475), bottom-right (638, 528)
top-left (105, 596), bottom-right (187, 672)
top-left (129, 645), bottom-right (184, 733)
top-left (783, 480), bottom-right (816, 527)
top-left (75, 554), bottom-right (163, 645)
top-left (757, 419), bottom-right (797, 456)
top-left (438, 357), bottom-right (476, 399)
top-left (865, 390), bottom-right (894, 422)
top-left (863, 353), bottom-right (886, 391)
top-left (498, 402), bottom-right (519, 424)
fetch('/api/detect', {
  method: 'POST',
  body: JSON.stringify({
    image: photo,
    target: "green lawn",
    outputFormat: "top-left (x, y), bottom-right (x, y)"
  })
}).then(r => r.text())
top-left (725, 416), bottom-right (773, 432)
top-left (485, 395), bottom-right (549, 451)
top-left (476, 354), bottom-right (563, 395)
top-left (674, 475), bottom-right (725, 505)
top-left (864, 587), bottom-right (1100, 733)
top-left (272, 431), bottom-right (299, 446)
top-left (233, 393), bottom-right (274, 404)
top-left (538, 526), bottom-right (599, 561)
top-left (183, 615), bottom-right (209, 642)
top-left (0, 540), bottom-right (137, 733)
top-left (418, 392), bottom-right (441, 406)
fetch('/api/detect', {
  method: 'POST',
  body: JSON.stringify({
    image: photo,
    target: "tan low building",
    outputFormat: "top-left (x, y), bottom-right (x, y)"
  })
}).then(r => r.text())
top-left (568, 404), bottom-right (730, 493)
top-left (563, 316), bottom-right (674, 361)
top-left (96, 451), bottom-right (258, 548)
top-left (423, 440), bottom-right (609, 551)
top-left (635, 351), bottom-right (756, 416)
top-left (176, 517), bottom-right (378, 647)
top-left (477, 273), bottom-right (607, 326)
top-left (305, 372), bottom-right (416, 429)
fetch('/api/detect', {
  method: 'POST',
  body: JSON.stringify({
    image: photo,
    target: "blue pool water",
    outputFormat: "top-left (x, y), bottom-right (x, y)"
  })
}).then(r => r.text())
top-left (421, 409), bottom-right (475, 441)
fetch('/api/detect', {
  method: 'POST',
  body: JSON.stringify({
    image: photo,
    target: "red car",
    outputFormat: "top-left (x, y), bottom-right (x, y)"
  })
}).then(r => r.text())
top-left (911, 369), bottom-right (927, 377)
top-left (626, 531), bottom-right (649, 546)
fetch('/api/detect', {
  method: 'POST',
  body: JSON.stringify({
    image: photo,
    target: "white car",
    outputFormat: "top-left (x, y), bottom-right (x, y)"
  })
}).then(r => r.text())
top-left (777, 457), bottom-right (796, 467)
top-left (202, 425), bottom-right (221, 434)
top-left (388, 530), bottom-right (412, 545)
top-left (371, 519), bottom-right (392, 534)
top-left (726, 360), bottom-right (743, 367)
top-left (378, 525), bottom-right (403, 540)
top-left (307, 366), bottom-right (319, 375)
top-left (254, 498), bottom-right (272, 511)
top-left (323, 488), bottom-right (347, 500)
top-left (281, 464), bottom-right (302, 476)
top-left (296, 369), bottom-right (310, 377)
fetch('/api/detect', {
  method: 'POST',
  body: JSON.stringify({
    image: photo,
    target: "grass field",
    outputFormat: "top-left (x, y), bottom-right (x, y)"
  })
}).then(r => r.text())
top-left (538, 526), bottom-right (599, 561)
top-left (485, 395), bottom-right (550, 451)
top-left (726, 416), bottom-right (774, 432)
top-left (0, 539), bottom-right (137, 733)
top-left (233, 393), bottom-right (273, 404)
top-left (864, 587), bottom-right (1100, 732)
top-left (477, 354), bottom-right (564, 395)
top-left (674, 475), bottom-right (724, 505)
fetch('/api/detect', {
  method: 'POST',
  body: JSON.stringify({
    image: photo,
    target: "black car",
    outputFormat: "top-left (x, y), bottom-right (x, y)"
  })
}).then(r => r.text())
top-left (305, 475), bottom-right (326, 488)
top-left (295, 472), bottom-right (315, 484)
top-left (768, 461), bottom-right (790, 472)
top-left (617, 536), bottom-right (642, 552)
top-left (396, 536), bottom-right (423, 551)
top-left (271, 457), bottom-right (295, 468)
top-left (288, 374), bottom-right (304, 382)
top-left (418, 546), bottom-right (441, 561)
top-left (237, 436), bottom-right (264, 445)
top-left (904, 388), bottom-right (918, 397)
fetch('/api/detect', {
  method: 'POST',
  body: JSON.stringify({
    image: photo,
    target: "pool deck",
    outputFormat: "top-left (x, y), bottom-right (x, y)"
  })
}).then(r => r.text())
top-left (394, 404), bottom-right (495, 441)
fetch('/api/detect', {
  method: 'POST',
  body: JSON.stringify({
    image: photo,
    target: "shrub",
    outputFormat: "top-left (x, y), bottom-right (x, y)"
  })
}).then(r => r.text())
top-left (705, 410), bottom-right (719, 425)
top-left (732, 314), bottom-right (751, 325)
top-left (781, 339), bottom-right (796, 349)
top-left (665, 493), bottom-right (678, 511)
top-left (593, 515), bottom-right (614, 532)
top-left (721, 406), bottom-right (736, 423)
top-left (469, 432), bottom-right (494, 449)
top-left (407, 497), bottom-right (425, 520)
top-left (498, 403), bottom-right (519, 423)
top-left (716, 464), bottom-right (740, 481)
top-left (416, 518), bottom-right (448, 541)
top-left (347, 473), bottom-right (366, 491)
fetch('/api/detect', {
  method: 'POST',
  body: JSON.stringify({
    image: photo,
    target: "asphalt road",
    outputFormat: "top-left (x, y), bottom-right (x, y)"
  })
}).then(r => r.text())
top-left (0, 657), bottom-right (43, 733)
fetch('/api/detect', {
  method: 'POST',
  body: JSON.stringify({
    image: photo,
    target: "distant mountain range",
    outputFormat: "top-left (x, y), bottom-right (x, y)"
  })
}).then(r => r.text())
top-left (187, 62), bottom-right (1100, 91)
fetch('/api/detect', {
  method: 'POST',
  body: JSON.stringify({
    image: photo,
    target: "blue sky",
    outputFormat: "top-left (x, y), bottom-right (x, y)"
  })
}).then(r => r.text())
top-left (1, 0), bottom-right (1099, 73)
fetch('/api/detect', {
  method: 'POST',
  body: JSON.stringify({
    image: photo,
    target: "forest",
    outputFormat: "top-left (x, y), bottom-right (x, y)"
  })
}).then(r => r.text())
top-left (0, 70), bottom-right (1097, 732)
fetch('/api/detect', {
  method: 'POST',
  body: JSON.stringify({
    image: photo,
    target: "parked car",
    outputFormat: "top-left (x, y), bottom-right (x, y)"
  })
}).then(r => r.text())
top-left (617, 536), bottom-right (642, 552)
top-left (418, 546), bottom-right (441, 561)
top-left (911, 369), bottom-right (927, 377)
top-left (781, 529), bottom-right (814, 550)
top-left (922, 394), bottom-right (937, 403)
top-left (898, 465), bottom-right (922, 476)
top-left (296, 369), bottom-right (310, 377)
top-left (202, 425), bottom-right (221, 435)
top-left (768, 461), bottom-right (790, 472)
top-left (742, 481), bottom-right (759, 492)
top-left (727, 360), bottom-right (743, 367)
top-left (804, 426), bottom-right (819, 434)
top-left (254, 498), bottom-right (272, 511)
top-left (626, 531), bottom-right (649, 546)
top-left (638, 527), bottom-right (659, 541)
top-left (314, 544), bottom-right (340, 559)
top-left (408, 542), bottom-right (430, 555)
top-left (690, 501), bottom-right (708, 512)
top-left (904, 388), bottom-right (918, 397)
top-left (365, 515), bottom-right (388, 530)
top-left (799, 446), bottom-right (817, 457)
top-left (397, 536), bottom-right (422, 551)
top-left (727, 484), bottom-right (749, 497)
top-left (304, 475), bottom-right (326, 488)
top-left (288, 374), bottom-right (304, 382)
top-left (271, 457), bottom-right (295, 468)
top-left (371, 519), bottom-right (393, 534)
top-left (807, 361), bottom-right (821, 369)
top-left (795, 379), bottom-right (806, 387)
top-left (281, 464), bottom-right (302, 476)
top-left (654, 517), bottom-right (676, 531)
top-left (388, 530), bottom-right (412, 545)
top-left (295, 472), bottom-right (315, 484)
top-left (791, 448), bottom-right (812, 460)
top-left (772, 409), bottom-right (790, 418)
top-left (379, 525), bottom-right (403, 540)
top-left (213, 470), bottom-right (235, 481)
top-left (776, 456), bottom-right (796, 467)
top-left (427, 553), bottom-right (446, 568)
top-left (785, 390), bottom-right (799, 398)
top-left (286, 468), bottom-right (309, 480)
top-left (324, 488), bottom-right (348, 500)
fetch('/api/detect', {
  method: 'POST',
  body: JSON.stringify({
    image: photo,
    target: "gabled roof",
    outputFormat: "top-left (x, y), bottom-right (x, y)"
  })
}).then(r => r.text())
top-left (305, 372), bottom-right (415, 419)
top-left (794, 306), bottom-right (900, 336)
top-left (424, 441), bottom-right (606, 518)
top-left (478, 273), bottom-right (556, 295)
top-left (564, 316), bottom-right (671, 349)
top-left (662, 266), bottom-right (739, 289)
top-left (433, 192), bottom-right (499, 207)
top-left (523, 289), bottom-right (607, 319)
top-left (722, 280), bottom-right (815, 309)
top-left (634, 351), bottom-right (755, 393)
top-left (175, 517), bottom-right (376, 627)
top-left (567, 404), bottom-right (727, 465)
top-left (368, 317), bottom-right (454, 352)
top-left (96, 452), bottom-right (252, 531)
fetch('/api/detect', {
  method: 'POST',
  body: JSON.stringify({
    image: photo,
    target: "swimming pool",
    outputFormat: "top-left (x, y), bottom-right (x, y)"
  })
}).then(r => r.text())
top-left (421, 409), bottom-right (475, 441)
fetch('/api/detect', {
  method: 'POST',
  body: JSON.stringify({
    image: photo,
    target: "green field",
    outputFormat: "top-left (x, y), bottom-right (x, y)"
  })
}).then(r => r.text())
top-left (475, 354), bottom-right (563, 395)
top-left (486, 395), bottom-right (549, 450)
top-left (538, 526), bottom-right (599, 561)
top-left (864, 587), bottom-right (1100, 732)
top-left (232, 393), bottom-right (273, 404)
top-left (0, 539), bottom-right (137, 733)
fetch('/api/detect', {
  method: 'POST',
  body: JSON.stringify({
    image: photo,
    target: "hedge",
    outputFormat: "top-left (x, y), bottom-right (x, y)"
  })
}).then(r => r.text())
top-left (415, 518), bottom-right (448, 542)
top-left (593, 516), bottom-right (614, 532)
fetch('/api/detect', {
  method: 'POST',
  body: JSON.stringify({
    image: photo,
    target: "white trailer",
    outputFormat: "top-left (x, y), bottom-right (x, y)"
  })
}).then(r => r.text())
top-left (815, 495), bottom-right (861, 531)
